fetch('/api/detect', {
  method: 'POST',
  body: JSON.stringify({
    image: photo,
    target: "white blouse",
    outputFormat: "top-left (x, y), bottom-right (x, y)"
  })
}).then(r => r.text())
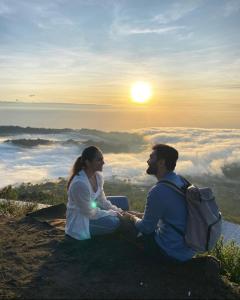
top-left (65, 170), bottom-right (122, 240)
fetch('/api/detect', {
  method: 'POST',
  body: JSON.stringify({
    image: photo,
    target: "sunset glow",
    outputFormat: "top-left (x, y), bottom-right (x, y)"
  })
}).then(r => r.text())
top-left (131, 82), bottom-right (152, 103)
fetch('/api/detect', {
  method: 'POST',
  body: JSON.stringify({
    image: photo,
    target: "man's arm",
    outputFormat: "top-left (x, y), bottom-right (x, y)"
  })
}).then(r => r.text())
top-left (133, 187), bottom-right (164, 234)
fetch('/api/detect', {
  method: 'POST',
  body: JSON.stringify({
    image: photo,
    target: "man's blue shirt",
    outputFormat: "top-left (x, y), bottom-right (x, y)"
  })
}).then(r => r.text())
top-left (135, 171), bottom-right (196, 262)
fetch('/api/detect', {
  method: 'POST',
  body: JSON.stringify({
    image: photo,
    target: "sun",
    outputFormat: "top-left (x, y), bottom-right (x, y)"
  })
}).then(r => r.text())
top-left (131, 81), bottom-right (152, 104)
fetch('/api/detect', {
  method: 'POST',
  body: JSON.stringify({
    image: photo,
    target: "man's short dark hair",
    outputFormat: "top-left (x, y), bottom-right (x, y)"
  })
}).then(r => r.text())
top-left (152, 144), bottom-right (178, 171)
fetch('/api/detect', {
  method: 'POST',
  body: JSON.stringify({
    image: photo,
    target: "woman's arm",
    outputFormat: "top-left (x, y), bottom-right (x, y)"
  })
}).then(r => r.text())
top-left (70, 181), bottom-right (118, 219)
top-left (97, 189), bottom-right (123, 213)
top-left (69, 181), bottom-right (93, 217)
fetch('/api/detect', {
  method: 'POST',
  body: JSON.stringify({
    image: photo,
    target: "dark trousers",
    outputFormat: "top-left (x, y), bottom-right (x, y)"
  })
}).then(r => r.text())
top-left (118, 214), bottom-right (181, 264)
top-left (136, 233), bottom-right (181, 264)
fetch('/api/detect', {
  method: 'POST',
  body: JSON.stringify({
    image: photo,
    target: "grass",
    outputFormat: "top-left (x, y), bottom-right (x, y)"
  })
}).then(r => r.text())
top-left (0, 201), bottom-right (38, 218)
top-left (0, 178), bottom-right (148, 211)
top-left (210, 237), bottom-right (240, 284)
top-left (1, 177), bottom-right (239, 224)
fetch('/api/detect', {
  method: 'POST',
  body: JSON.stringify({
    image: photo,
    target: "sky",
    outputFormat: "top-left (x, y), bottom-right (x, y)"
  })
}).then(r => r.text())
top-left (0, 0), bottom-right (240, 106)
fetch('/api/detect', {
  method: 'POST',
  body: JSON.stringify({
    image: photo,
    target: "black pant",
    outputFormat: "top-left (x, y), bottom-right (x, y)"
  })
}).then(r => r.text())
top-left (136, 233), bottom-right (182, 264)
top-left (118, 217), bottom-right (181, 264)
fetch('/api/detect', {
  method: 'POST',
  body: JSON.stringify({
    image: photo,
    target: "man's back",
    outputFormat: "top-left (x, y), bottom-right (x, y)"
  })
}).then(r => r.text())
top-left (135, 171), bottom-right (196, 262)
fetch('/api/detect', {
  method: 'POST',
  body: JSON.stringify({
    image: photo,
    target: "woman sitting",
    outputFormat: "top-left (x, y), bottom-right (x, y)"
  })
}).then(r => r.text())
top-left (65, 146), bottom-right (123, 240)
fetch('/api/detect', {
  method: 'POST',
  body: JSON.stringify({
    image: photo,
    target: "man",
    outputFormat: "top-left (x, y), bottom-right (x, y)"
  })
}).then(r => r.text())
top-left (123, 144), bottom-right (196, 263)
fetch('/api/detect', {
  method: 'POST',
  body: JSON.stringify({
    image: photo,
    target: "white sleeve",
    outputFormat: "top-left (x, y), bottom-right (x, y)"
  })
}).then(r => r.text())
top-left (69, 181), bottom-right (100, 218)
top-left (69, 181), bottom-right (117, 219)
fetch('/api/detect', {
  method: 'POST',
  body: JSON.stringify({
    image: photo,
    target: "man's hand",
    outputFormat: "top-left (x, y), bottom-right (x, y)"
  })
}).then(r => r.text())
top-left (121, 211), bottom-right (132, 218)
top-left (121, 211), bottom-right (139, 223)
top-left (127, 211), bottom-right (144, 218)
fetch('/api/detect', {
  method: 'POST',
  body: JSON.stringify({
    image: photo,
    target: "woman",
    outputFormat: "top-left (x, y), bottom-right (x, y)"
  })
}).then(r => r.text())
top-left (65, 146), bottom-right (123, 240)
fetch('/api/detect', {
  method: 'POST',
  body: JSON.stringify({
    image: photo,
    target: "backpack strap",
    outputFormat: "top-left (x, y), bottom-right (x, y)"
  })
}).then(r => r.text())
top-left (178, 175), bottom-right (192, 187)
top-left (158, 180), bottom-right (186, 197)
top-left (157, 179), bottom-right (188, 237)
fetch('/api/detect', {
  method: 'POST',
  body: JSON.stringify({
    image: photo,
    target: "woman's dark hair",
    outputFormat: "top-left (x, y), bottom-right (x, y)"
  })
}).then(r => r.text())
top-left (67, 146), bottom-right (101, 190)
top-left (152, 144), bottom-right (178, 171)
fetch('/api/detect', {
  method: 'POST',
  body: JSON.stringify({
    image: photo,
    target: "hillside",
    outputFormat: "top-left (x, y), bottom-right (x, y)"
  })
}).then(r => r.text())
top-left (0, 214), bottom-right (239, 299)
top-left (1, 177), bottom-right (240, 224)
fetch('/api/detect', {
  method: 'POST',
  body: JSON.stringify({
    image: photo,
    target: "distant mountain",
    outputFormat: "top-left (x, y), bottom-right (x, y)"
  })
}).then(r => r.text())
top-left (4, 139), bottom-right (55, 147)
top-left (222, 163), bottom-right (240, 180)
top-left (0, 126), bottom-right (74, 135)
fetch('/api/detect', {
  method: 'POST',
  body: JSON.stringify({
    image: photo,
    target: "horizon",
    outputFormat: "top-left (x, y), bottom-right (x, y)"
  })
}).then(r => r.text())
top-left (1, 100), bottom-right (240, 130)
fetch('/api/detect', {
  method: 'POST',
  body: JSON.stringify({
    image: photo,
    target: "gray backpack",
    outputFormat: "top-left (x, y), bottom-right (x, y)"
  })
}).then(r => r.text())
top-left (160, 177), bottom-right (222, 253)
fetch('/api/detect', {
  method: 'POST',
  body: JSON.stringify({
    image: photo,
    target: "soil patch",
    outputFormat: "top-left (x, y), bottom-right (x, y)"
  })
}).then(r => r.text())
top-left (0, 215), bottom-right (239, 299)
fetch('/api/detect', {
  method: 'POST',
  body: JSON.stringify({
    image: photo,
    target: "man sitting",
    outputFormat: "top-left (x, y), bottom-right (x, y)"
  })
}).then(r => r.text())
top-left (123, 144), bottom-right (196, 263)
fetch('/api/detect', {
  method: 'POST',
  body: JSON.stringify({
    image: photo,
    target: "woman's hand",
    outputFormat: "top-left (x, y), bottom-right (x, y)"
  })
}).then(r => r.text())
top-left (127, 211), bottom-right (144, 218)
top-left (116, 211), bottom-right (123, 217)
top-left (108, 209), bottom-right (119, 217)
top-left (121, 211), bottom-right (143, 219)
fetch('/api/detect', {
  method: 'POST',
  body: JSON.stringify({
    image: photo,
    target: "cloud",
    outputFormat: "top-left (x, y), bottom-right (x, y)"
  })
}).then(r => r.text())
top-left (110, 2), bottom-right (192, 38)
top-left (130, 127), bottom-right (240, 178)
top-left (110, 1), bottom-right (198, 41)
top-left (117, 25), bottom-right (186, 35)
top-left (176, 31), bottom-right (193, 40)
top-left (0, 0), bottom-right (74, 34)
top-left (1, 127), bottom-right (240, 188)
top-left (0, 1), bottom-right (15, 16)
top-left (152, 1), bottom-right (202, 24)
top-left (36, 17), bottom-right (74, 30)
top-left (223, 0), bottom-right (240, 17)
top-left (0, 138), bottom-right (80, 187)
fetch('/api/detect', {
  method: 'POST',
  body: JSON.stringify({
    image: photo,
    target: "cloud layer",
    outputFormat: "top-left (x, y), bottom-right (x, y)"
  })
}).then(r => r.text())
top-left (1, 126), bottom-right (240, 187)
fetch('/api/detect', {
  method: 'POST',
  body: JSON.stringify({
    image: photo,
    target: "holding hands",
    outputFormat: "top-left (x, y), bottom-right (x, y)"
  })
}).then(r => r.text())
top-left (119, 211), bottom-right (142, 224)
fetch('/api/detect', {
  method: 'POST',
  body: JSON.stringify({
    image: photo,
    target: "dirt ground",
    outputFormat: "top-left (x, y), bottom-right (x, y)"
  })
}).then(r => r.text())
top-left (0, 215), bottom-right (239, 299)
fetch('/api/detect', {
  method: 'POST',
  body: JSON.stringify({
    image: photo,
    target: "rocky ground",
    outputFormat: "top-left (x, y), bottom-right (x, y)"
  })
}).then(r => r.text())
top-left (0, 215), bottom-right (239, 299)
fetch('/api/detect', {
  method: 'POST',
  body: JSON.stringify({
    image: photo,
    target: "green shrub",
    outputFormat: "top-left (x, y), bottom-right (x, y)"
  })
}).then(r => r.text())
top-left (0, 201), bottom-right (38, 218)
top-left (0, 185), bottom-right (18, 200)
top-left (0, 178), bottom-right (68, 205)
top-left (210, 236), bottom-right (240, 283)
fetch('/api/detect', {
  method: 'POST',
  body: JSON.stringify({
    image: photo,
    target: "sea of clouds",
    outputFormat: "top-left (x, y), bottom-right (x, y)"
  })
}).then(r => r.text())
top-left (0, 126), bottom-right (240, 188)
